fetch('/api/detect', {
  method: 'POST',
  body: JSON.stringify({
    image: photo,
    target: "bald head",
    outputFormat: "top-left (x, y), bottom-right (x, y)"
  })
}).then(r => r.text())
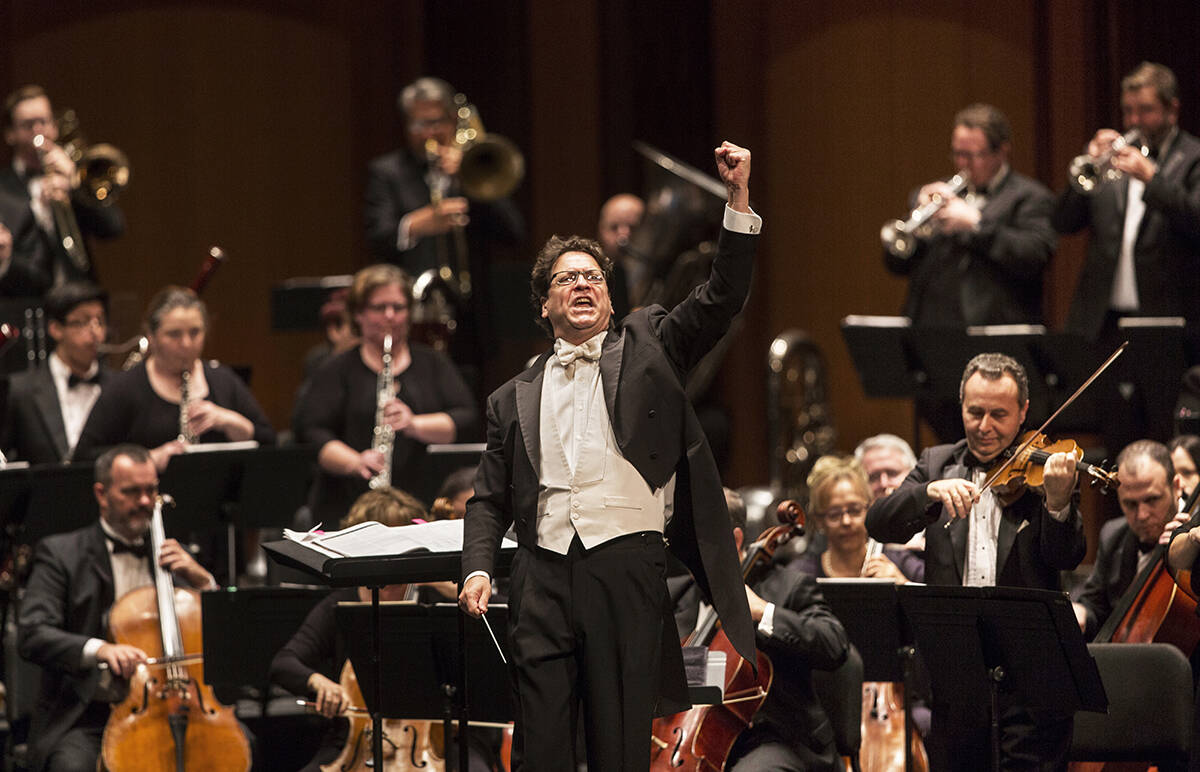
top-left (597, 194), bottom-right (644, 259)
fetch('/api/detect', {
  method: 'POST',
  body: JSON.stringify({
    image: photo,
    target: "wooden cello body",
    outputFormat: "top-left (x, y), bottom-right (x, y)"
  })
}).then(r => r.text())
top-left (100, 497), bottom-right (250, 772)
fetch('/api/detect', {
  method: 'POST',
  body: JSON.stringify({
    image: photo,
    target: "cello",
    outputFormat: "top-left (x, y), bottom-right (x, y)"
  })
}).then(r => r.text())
top-left (100, 495), bottom-right (251, 771)
top-left (648, 499), bottom-right (804, 770)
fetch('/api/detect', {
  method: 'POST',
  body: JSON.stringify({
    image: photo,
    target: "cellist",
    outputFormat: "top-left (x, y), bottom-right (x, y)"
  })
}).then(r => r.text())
top-left (17, 444), bottom-right (221, 772)
top-left (669, 489), bottom-right (850, 770)
top-left (1072, 440), bottom-right (1189, 640)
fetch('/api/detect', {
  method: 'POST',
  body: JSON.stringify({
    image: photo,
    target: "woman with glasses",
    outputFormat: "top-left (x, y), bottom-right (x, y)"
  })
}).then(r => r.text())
top-left (74, 286), bottom-right (274, 468)
top-left (792, 455), bottom-right (923, 583)
top-left (293, 263), bottom-right (479, 526)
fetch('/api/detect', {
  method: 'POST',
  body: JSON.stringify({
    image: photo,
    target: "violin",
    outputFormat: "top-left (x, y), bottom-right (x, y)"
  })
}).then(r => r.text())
top-left (100, 495), bottom-right (251, 771)
top-left (648, 499), bottom-right (804, 771)
top-left (979, 430), bottom-right (1120, 505)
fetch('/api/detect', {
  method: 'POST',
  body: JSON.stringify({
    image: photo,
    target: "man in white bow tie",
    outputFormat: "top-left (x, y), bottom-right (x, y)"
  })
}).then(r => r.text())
top-left (461, 141), bottom-right (761, 771)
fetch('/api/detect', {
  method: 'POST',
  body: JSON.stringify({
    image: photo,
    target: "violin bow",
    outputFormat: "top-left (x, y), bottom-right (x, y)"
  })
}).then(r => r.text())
top-left (977, 340), bottom-right (1128, 496)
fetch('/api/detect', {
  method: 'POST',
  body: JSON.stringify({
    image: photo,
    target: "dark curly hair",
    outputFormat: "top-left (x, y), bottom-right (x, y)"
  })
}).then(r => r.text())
top-left (529, 235), bottom-right (614, 337)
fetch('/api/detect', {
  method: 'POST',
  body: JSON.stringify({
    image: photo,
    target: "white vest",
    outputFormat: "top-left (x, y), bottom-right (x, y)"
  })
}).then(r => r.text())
top-left (536, 345), bottom-right (673, 554)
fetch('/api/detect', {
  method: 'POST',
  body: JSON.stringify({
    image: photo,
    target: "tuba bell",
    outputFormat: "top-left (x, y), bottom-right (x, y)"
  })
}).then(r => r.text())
top-left (451, 94), bottom-right (524, 202)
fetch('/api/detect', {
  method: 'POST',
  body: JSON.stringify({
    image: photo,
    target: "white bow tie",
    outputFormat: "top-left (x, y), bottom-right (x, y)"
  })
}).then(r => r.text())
top-left (555, 337), bottom-right (602, 378)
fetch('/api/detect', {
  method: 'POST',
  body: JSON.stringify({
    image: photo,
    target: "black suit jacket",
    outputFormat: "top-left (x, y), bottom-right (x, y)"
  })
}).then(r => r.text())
top-left (1054, 129), bottom-right (1200, 338)
top-left (462, 227), bottom-right (759, 685)
top-left (1, 365), bottom-right (109, 464)
top-left (885, 170), bottom-right (1057, 326)
top-left (1071, 517), bottom-right (1143, 640)
top-left (362, 148), bottom-right (524, 277)
top-left (0, 167), bottom-right (124, 294)
top-left (18, 523), bottom-right (115, 771)
top-left (866, 439), bottom-right (1086, 589)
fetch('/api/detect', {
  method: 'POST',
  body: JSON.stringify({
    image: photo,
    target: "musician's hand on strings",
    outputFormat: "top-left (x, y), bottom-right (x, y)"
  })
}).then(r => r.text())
top-left (927, 478), bottom-right (978, 522)
top-left (714, 141), bottom-right (751, 212)
top-left (159, 538), bottom-right (217, 590)
top-left (409, 198), bottom-right (470, 238)
top-left (744, 585), bottom-right (769, 623)
top-left (458, 574), bottom-right (491, 618)
top-left (1041, 451), bottom-right (1078, 513)
top-left (1161, 510), bottom-right (1191, 545)
top-left (97, 642), bottom-right (148, 679)
top-left (863, 555), bottom-right (907, 583)
top-left (307, 673), bottom-right (351, 718)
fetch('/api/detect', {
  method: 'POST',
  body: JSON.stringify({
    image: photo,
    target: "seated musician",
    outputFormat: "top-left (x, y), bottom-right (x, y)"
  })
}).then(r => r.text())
top-left (786, 455), bottom-right (923, 583)
top-left (292, 264), bottom-right (479, 526)
top-left (866, 352), bottom-right (1085, 771)
top-left (1, 281), bottom-right (110, 465)
top-left (670, 488), bottom-right (850, 771)
top-left (1073, 440), bottom-right (1187, 640)
top-left (854, 433), bottom-right (917, 501)
top-left (74, 286), bottom-right (275, 468)
top-left (269, 487), bottom-right (493, 772)
top-left (1168, 434), bottom-right (1200, 504)
top-left (430, 464), bottom-right (476, 520)
top-left (17, 444), bottom-right (218, 772)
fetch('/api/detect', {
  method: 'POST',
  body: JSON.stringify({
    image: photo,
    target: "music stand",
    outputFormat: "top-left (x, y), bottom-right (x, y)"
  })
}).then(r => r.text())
top-left (817, 578), bottom-right (921, 772)
top-left (898, 585), bottom-right (1106, 772)
top-left (19, 464), bottom-right (98, 545)
top-left (262, 539), bottom-right (516, 772)
top-left (340, 601), bottom-right (511, 767)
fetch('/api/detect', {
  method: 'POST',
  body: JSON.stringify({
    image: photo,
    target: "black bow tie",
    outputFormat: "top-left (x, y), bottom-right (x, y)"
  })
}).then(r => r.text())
top-left (68, 372), bottom-right (101, 389)
top-left (107, 536), bottom-right (150, 560)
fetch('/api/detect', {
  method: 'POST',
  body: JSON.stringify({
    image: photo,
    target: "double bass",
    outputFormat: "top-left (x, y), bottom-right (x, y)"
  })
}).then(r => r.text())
top-left (648, 500), bottom-right (804, 770)
top-left (100, 495), bottom-right (251, 771)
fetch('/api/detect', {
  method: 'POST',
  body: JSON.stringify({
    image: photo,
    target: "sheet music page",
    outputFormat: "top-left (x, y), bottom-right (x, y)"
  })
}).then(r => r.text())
top-left (182, 440), bottom-right (260, 453)
top-left (309, 519), bottom-right (516, 558)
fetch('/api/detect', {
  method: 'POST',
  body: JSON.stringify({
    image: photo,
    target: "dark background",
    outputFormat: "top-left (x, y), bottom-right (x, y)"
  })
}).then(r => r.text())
top-left (3, 0), bottom-right (1199, 491)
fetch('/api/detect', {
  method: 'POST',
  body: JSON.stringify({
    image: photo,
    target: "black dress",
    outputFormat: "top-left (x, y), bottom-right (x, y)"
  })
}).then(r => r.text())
top-left (293, 343), bottom-right (479, 523)
top-left (73, 360), bottom-right (275, 461)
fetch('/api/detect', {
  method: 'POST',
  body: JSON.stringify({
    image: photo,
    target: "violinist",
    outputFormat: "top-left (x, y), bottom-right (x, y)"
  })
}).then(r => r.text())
top-left (672, 489), bottom-right (849, 771)
top-left (866, 352), bottom-right (1086, 771)
top-left (1074, 440), bottom-right (1187, 640)
top-left (17, 444), bottom-right (219, 772)
top-left (269, 487), bottom-right (495, 771)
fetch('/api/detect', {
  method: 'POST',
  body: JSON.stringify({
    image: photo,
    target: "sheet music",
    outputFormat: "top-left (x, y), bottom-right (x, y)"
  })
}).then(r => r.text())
top-left (285, 519), bottom-right (516, 559)
top-left (183, 440), bottom-right (260, 453)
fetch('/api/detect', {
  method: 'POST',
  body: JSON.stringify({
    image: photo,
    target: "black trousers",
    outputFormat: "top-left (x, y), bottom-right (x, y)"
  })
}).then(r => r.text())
top-left (506, 532), bottom-right (678, 772)
top-left (928, 701), bottom-right (1072, 772)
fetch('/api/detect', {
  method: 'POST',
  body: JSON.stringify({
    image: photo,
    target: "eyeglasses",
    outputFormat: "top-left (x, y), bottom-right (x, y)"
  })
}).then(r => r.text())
top-left (819, 502), bottom-right (867, 524)
top-left (64, 317), bottom-right (107, 330)
top-left (950, 148), bottom-right (995, 162)
top-left (550, 269), bottom-right (606, 287)
top-left (365, 302), bottom-right (409, 315)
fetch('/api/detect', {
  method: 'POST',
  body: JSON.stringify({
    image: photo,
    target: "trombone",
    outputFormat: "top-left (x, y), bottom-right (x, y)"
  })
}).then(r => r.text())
top-left (880, 172), bottom-right (969, 258)
top-left (1068, 129), bottom-right (1146, 194)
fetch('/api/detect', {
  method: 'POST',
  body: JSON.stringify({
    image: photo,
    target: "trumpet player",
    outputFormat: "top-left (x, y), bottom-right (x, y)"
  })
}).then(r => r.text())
top-left (1, 85), bottom-right (124, 294)
top-left (884, 103), bottom-right (1056, 328)
top-left (1054, 62), bottom-right (1200, 341)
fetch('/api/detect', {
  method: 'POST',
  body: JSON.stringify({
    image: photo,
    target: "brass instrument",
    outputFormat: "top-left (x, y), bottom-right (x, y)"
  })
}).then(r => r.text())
top-left (368, 334), bottom-right (395, 490)
top-left (451, 93), bottom-right (525, 202)
top-left (32, 134), bottom-right (89, 273)
top-left (178, 369), bottom-right (197, 444)
top-left (767, 330), bottom-right (837, 501)
top-left (1069, 128), bottom-right (1147, 194)
top-left (880, 172), bottom-right (969, 259)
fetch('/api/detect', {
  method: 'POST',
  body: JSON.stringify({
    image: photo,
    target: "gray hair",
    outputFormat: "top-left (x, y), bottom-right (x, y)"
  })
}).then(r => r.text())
top-left (398, 77), bottom-right (456, 117)
top-left (959, 352), bottom-right (1029, 405)
top-left (854, 433), bottom-right (916, 468)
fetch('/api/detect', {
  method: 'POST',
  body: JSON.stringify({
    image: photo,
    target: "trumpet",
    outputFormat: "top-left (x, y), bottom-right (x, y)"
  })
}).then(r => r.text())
top-left (1068, 129), bottom-right (1147, 194)
top-left (880, 172), bottom-right (969, 258)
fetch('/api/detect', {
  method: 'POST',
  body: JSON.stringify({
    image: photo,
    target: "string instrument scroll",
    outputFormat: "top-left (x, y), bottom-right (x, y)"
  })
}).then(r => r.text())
top-left (648, 500), bottom-right (805, 771)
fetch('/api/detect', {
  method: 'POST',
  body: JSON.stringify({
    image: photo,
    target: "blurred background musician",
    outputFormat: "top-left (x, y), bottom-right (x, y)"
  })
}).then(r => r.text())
top-left (17, 444), bottom-right (217, 772)
top-left (854, 433), bottom-right (918, 501)
top-left (596, 192), bottom-right (644, 320)
top-left (1, 85), bottom-right (125, 294)
top-left (1055, 62), bottom-right (1200, 341)
top-left (884, 103), bottom-right (1057, 328)
top-left (430, 464), bottom-right (476, 521)
top-left (1, 281), bottom-right (109, 465)
top-left (73, 286), bottom-right (275, 470)
top-left (866, 352), bottom-right (1084, 771)
top-left (293, 264), bottom-right (478, 526)
top-left (1169, 434), bottom-right (1200, 504)
top-left (786, 455), bottom-right (922, 583)
top-left (1072, 440), bottom-right (1186, 640)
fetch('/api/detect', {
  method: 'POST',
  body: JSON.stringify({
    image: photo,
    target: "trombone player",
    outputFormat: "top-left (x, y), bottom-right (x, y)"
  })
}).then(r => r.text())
top-left (1053, 62), bottom-right (1200, 342)
top-left (1, 85), bottom-right (125, 295)
top-left (883, 103), bottom-right (1056, 329)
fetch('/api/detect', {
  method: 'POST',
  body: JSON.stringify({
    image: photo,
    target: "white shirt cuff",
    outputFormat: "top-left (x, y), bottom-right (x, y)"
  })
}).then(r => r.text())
top-left (81, 637), bottom-right (105, 669)
top-left (464, 570), bottom-right (491, 586)
top-left (723, 204), bottom-right (762, 235)
top-left (397, 212), bottom-right (417, 251)
top-left (1047, 503), bottom-right (1072, 522)
top-left (757, 602), bottom-right (776, 636)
